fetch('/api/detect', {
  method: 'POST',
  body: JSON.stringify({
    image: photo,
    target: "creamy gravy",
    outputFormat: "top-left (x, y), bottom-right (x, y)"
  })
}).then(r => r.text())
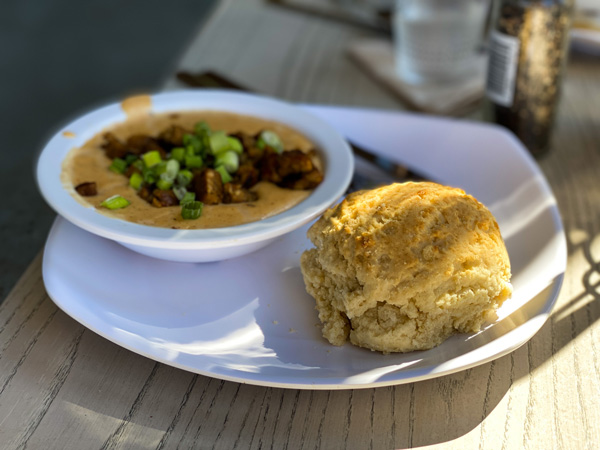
top-left (62, 109), bottom-right (318, 229)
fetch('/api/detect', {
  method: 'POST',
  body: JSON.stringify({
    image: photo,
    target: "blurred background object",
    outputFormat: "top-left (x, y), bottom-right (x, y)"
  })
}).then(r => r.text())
top-left (485, 0), bottom-right (574, 157)
top-left (0, 0), bottom-right (217, 302)
top-left (392, 0), bottom-right (489, 85)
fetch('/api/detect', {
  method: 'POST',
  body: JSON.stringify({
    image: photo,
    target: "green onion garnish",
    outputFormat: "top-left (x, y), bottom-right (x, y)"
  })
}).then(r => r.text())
top-left (183, 133), bottom-right (203, 153)
top-left (173, 186), bottom-right (187, 201)
top-left (180, 191), bottom-right (196, 204)
top-left (257, 130), bottom-right (283, 153)
top-left (153, 161), bottom-right (167, 176)
top-left (142, 150), bottom-right (162, 168)
top-left (129, 172), bottom-right (143, 190)
top-left (227, 136), bottom-right (243, 154)
top-left (142, 167), bottom-right (157, 184)
top-left (170, 147), bottom-right (185, 162)
top-left (165, 159), bottom-right (180, 179)
top-left (194, 121), bottom-right (211, 137)
top-left (181, 200), bottom-right (203, 220)
top-left (215, 165), bottom-right (232, 183)
top-left (215, 150), bottom-right (239, 173)
top-left (100, 195), bottom-right (130, 210)
top-left (132, 159), bottom-right (144, 172)
top-left (185, 154), bottom-right (203, 169)
top-left (209, 131), bottom-right (230, 155)
top-left (109, 158), bottom-right (128, 174)
top-left (177, 169), bottom-right (193, 187)
top-left (156, 178), bottom-right (173, 190)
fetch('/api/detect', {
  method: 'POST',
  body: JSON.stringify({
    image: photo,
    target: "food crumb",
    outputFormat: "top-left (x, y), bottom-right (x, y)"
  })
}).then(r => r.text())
top-left (272, 320), bottom-right (279, 325)
top-left (62, 131), bottom-right (76, 138)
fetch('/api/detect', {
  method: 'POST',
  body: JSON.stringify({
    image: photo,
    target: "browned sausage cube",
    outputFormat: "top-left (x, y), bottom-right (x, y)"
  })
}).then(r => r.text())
top-left (102, 133), bottom-right (128, 159)
top-left (277, 150), bottom-right (314, 178)
top-left (151, 189), bottom-right (179, 207)
top-left (235, 163), bottom-right (260, 188)
top-left (192, 169), bottom-right (224, 205)
top-left (74, 182), bottom-right (97, 196)
top-left (223, 183), bottom-right (258, 204)
top-left (281, 168), bottom-right (323, 190)
top-left (158, 125), bottom-right (188, 148)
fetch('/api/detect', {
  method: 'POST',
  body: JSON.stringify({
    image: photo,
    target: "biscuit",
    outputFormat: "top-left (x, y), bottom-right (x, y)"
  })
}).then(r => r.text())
top-left (300, 182), bottom-right (512, 353)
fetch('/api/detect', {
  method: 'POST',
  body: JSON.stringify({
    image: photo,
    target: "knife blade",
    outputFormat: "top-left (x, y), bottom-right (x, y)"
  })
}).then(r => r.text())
top-left (175, 70), bottom-right (425, 190)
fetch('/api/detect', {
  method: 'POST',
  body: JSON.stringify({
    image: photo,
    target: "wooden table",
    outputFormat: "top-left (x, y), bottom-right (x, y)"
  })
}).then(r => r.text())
top-left (2, 1), bottom-right (599, 448)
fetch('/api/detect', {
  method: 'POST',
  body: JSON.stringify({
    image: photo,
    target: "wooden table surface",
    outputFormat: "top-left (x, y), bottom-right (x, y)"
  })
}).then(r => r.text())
top-left (2, 1), bottom-right (600, 448)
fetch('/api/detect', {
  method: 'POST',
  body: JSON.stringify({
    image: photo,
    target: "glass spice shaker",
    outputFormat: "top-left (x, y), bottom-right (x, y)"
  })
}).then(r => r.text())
top-left (485, 0), bottom-right (574, 157)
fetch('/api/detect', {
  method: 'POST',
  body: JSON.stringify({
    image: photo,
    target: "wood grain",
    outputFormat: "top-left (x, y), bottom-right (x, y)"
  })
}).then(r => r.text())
top-left (1, 0), bottom-right (599, 448)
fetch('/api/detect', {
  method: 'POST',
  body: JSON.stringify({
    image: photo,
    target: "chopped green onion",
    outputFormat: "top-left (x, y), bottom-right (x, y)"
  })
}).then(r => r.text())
top-left (257, 130), bottom-right (284, 153)
top-left (124, 154), bottom-right (139, 165)
top-left (165, 159), bottom-right (180, 179)
top-left (185, 145), bottom-right (196, 157)
top-left (209, 131), bottom-right (230, 155)
top-left (170, 147), bottom-right (185, 162)
top-left (100, 195), bottom-right (130, 210)
top-left (173, 186), bottom-right (187, 201)
top-left (132, 159), bottom-right (145, 172)
top-left (183, 133), bottom-right (203, 153)
top-left (177, 169), bottom-right (193, 187)
top-left (181, 200), bottom-right (203, 220)
top-left (215, 150), bottom-right (239, 173)
top-left (215, 165), bottom-right (232, 183)
top-left (185, 154), bottom-right (203, 169)
top-left (194, 121), bottom-right (211, 137)
top-left (109, 158), bottom-right (128, 174)
top-left (129, 172), bottom-right (143, 190)
top-left (227, 136), bottom-right (243, 154)
top-left (153, 161), bottom-right (167, 176)
top-left (180, 191), bottom-right (196, 205)
top-left (156, 178), bottom-right (173, 190)
top-left (142, 167), bottom-right (157, 184)
top-left (142, 150), bottom-right (162, 168)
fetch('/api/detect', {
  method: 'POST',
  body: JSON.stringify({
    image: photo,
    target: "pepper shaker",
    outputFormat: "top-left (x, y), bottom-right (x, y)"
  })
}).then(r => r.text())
top-left (485, 0), bottom-right (574, 156)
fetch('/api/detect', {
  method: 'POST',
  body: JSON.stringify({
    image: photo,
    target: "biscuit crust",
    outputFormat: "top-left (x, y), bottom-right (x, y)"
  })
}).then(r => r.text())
top-left (300, 182), bottom-right (512, 353)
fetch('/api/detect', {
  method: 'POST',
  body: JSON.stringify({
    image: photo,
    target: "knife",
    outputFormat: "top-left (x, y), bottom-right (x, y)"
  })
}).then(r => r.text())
top-left (175, 70), bottom-right (425, 190)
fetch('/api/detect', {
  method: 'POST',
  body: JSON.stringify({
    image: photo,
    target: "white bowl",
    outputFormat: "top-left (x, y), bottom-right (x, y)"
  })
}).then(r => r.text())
top-left (36, 90), bottom-right (353, 262)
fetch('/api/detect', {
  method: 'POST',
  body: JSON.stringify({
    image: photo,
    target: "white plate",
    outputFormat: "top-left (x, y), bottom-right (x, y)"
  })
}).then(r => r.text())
top-left (42, 106), bottom-right (566, 389)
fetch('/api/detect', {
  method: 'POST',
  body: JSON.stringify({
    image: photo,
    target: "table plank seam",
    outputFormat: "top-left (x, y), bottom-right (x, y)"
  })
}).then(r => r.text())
top-left (0, 289), bottom-right (50, 357)
top-left (100, 362), bottom-right (161, 450)
top-left (212, 383), bottom-right (242, 448)
top-left (18, 326), bottom-right (85, 449)
top-left (156, 374), bottom-right (199, 450)
top-left (0, 308), bottom-right (59, 398)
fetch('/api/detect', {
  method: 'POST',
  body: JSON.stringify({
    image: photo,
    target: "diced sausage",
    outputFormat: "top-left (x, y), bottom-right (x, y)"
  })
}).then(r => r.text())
top-left (138, 185), bottom-right (153, 203)
top-left (158, 125), bottom-right (188, 148)
top-left (280, 168), bottom-right (324, 190)
top-left (277, 150), bottom-right (313, 178)
top-left (192, 169), bottom-right (223, 205)
top-left (235, 163), bottom-right (260, 188)
top-left (126, 135), bottom-right (166, 158)
top-left (102, 133), bottom-right (128, 159)
top-left (259, 150), bottom-right (282, 184)
top-left (74, 182), bottom-right (97, 196)
top-left (151, 189), bottom-right (179, 207)
top-left (223, 183), bottom-right (258, 203)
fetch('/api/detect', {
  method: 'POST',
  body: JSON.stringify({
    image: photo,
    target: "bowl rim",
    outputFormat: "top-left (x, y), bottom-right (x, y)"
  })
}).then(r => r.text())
top-left (36, 90), bottom-right (354, 250)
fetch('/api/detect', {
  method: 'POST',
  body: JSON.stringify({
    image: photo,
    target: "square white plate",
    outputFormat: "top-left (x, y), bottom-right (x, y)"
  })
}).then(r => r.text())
top-left (42, 106), bottom-right (566, 389)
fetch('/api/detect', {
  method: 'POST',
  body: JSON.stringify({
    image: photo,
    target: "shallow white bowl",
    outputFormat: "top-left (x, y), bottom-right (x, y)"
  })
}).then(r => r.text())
top-left (36, 90), bottom-right (353, 262)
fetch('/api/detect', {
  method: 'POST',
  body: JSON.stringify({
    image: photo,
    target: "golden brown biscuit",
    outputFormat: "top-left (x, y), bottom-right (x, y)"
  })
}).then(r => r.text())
top-left (300, 182), bottom-right (512, 353)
